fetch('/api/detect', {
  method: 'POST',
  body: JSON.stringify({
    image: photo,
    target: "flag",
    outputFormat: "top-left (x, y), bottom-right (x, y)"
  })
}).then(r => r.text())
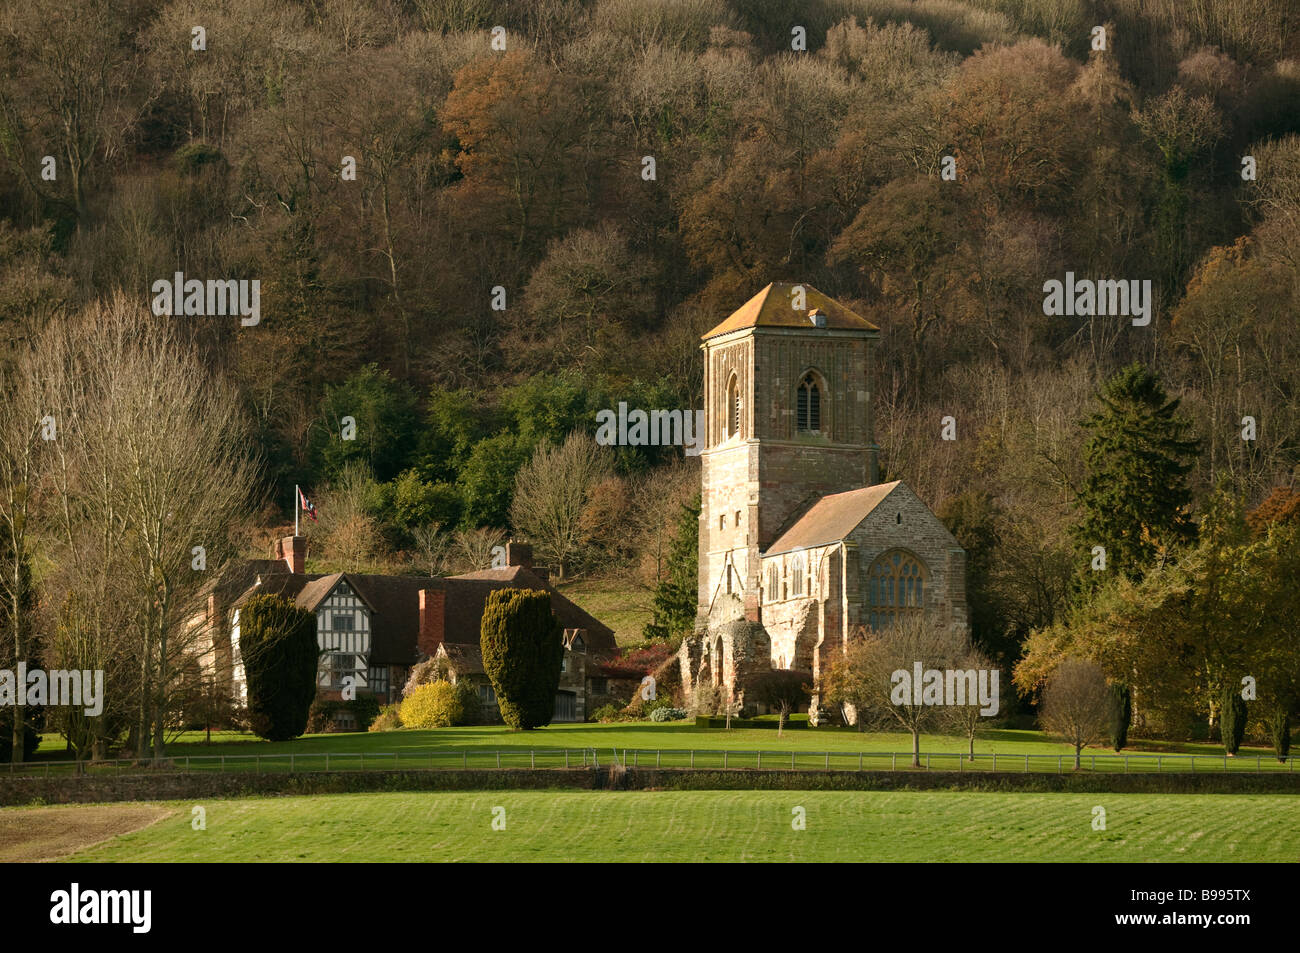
top-left (298, 486), bottom-right (318, 523)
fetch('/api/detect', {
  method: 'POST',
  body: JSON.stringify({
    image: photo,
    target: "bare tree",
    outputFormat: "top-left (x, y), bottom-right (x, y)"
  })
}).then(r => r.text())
top-left (945, 646), bottom-right (999, 761)
top-left (1040, 657), bottom-right (1111, 769)
top-left (824, 614), bottom-right (966, 767)
top-left (411, 522), bottom-right (453, 577)
top-left (509, 431), bottom-right (612, 578)
top-left (453, 526), bottom-right (506, 573)
top-left (36, 294), bottom-right (255, 760)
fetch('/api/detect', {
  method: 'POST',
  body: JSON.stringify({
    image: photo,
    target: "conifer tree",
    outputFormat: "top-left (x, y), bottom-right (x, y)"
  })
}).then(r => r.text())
top-left (480, 588), bottom-right (563, 730)
top-left (643, 494), bottom-right (700, 642)
top-left (1073, 363), bottom-right (1199, 584)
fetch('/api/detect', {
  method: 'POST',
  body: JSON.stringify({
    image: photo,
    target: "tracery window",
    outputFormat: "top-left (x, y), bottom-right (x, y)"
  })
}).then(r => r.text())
top-left (867, 550), bottom-right (926, 630)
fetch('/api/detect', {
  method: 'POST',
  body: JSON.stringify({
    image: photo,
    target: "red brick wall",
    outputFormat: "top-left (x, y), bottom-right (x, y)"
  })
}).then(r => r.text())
top-left (418, 589), bottom-right (445, 657)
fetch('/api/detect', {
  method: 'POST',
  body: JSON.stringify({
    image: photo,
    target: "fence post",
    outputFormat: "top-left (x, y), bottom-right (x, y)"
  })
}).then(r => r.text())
top-left (892, 752), bottom-right (897, 771)
top-left (1024, 755), bottom-right (1029, 773)
top-left (360, 753), bottom-right (364, 772)
top-left (826, 752), bottom-right (831, 771)
top-left (925, 753), bottom-right (930, 771)
top-left (792, 751), bottom-right (796, 770)
top-left (690, 750), bottom-right (694, 769)
top-left (1257, 755), bottom-right (1261, 773)
top-left (531, 750), bottom-right (535, 769)
top-left (565, 750), bottom-right (569, 769)
top-left (1157, 756), bottom-right (1161, 772)
top-left (657, 750), bottom-right (661, 768)
top-left (991, 753), bottom-right (996, 772)
top-left (1058, 756), bottom-right (1062, 773)
top-left (724, 751), bottom-right (728, 769)
top-left (633, 750), bottom-right (638, 767)
top-left (859, 752), bottom-right (863, 772)
top-left (221, 755), bottom-right (225, 771)
top-left (757, 751), bottom-right (761, 769)
top-left (290, 754), bottom-right (294, 773)
top-left (325, 753), bottom-right (329, 771)
top-left (496, 751), bottom-right (500, 769)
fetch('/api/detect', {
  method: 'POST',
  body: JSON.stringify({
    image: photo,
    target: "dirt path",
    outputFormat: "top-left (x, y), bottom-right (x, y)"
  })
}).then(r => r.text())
top-left (0, 804), bottom-right (176, 862)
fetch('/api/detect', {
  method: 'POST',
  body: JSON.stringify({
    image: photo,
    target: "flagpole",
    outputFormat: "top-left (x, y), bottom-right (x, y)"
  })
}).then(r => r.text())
top-left (294, 484), bottom-right (299, 537)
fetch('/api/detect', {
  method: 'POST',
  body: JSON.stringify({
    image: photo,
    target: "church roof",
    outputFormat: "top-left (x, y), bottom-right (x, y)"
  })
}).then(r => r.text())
top-left (701, 282), bottom-right (878, 340)
top-left (765, 481), bottom-right (903, 555)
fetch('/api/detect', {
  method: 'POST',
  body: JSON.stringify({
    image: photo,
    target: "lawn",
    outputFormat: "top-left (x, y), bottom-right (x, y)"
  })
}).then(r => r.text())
top-left (52, 790), bottom-right (1300, 862)
top-left (23, 722), bottom-right (1293, 775)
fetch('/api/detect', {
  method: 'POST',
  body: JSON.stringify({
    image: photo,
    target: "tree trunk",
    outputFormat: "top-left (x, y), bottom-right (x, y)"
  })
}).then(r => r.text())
top-left (911, 728), bottom-right (921, 768)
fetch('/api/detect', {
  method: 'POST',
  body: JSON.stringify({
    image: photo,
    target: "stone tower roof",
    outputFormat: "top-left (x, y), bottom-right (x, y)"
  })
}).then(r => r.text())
top-left (701, 281), bottom-right (879, 340)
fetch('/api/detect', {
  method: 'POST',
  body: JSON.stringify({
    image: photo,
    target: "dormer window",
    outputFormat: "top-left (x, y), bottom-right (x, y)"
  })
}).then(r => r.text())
top-left (797, 373), bottom-right (822, 432)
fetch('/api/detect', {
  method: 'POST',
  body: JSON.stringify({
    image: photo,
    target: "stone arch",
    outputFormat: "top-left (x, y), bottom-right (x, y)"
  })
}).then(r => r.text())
top-left (866, 548), bottom-right (928, 630)
top-left (712, 635), bottom-right (724, 686)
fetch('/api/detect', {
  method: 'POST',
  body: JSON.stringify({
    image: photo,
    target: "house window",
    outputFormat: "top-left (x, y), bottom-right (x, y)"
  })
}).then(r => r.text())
top-left (720, 514), bottom-right (726, 530)
top-left (479, 683), bottom-right (497, 705)
top-left (727, 374), bottom-right (741, 438)
top-left (867, 550), bottom-right (926, 631)
top-left (735, 510), bottom-right (742, 527)
top-left (572, 635), bottom-right (585, 653)
top-left (797, 373), bottom-right (822, 432)
top-left (767, 565), bottom-right (778, 601)
top-left (590, 677), bottom-right (608, 695)
top-left (791, 559), bottom-right (804, 597)
top-left (368, 665), bottom-right (389, 696)
top-left (561, 656), bottom-right (568, 673)
top-left (320, 653), bottom-right (358, 688)
top-left (333, 611), bottom-right (355, 631)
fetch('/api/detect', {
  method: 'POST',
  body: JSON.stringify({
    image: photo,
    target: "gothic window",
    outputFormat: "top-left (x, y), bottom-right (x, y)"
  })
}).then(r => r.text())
top-left (727, 374), bottom-right (741, 438)
top-left (867, 550), bottom-right (926, 631)
top-left (796, 373), bottom-right (822, 433)
top-left (767, 565), bottom-right (778, 601)
top-left (791, 556), bottom-right (804, 597)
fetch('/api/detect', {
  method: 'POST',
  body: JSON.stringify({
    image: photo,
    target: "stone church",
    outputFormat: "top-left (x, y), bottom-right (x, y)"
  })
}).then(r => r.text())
top-left (678, 282), bottom-right (968, 723)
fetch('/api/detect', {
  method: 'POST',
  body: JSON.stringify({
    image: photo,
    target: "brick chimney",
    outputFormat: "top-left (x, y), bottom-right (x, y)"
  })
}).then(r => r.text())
top-left (505, 541), bottom-right (532, 570)
top-left (274, 535), bottom-right (306, 574)
top-left (418, 588), bottom-right (446, 657)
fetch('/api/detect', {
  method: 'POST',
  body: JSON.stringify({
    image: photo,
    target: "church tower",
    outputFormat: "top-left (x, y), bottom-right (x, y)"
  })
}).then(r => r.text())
top-left (697, 282), bottom-right (880, 625)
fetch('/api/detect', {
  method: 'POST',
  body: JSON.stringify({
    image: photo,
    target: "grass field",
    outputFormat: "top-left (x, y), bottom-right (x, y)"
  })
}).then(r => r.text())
top-left (43, 790), bottom-right (1300, 862)
top-left (22, 722), bottom-right (1292, 776)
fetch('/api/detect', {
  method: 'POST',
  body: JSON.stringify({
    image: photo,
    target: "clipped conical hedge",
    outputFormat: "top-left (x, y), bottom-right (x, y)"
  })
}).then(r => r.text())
top-left (480, 588), bottom-right (563, 730)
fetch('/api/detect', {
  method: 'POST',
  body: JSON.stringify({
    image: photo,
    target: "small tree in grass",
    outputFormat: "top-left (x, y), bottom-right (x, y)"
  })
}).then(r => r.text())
top-left (750, 669), bottom-right (810, 736)
top-left (480, 588), bottom-right (563, 730)
top-left (823, 615), bottom-right (966, 767)
top-left (1040, 658), bottom-right (1110, 769)
top-left (1108, 683), bottom-right (1132, 752)
top-left (241, 594), bottom-right (319, 741)
top-left (1220, 684), bottom-right (1247, 756)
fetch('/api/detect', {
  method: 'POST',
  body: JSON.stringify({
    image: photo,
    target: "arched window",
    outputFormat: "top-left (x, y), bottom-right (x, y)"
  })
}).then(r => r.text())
top-left (727, 374), bottom-right (741, 438)
top-left (867, 550), bottom-right (926, 630)
top-left (791, 555), bottom-right (804, 598)
top-left (767, 565), bottom-right (778, 602)
top-left (797, 373), bottom-right (822, 433)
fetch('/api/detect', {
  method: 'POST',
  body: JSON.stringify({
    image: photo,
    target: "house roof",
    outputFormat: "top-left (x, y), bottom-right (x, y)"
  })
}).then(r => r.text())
top-left (227, 564), bottom-right (617, 667)
top-left (701, 282), bottom-right (878, 340)
top-left (765, 481), bottom-right (903, 555)
top-left (438, 642), bottom-right (484, 676)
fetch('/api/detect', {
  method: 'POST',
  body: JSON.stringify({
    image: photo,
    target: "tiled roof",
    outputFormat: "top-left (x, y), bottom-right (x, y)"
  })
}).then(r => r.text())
top-left (228, 564), bottom-right (617, 667)
top-left (439, 642), bottom-right (484, 675)
top-left (765, 481), bottom-right (902, 555)
top-left (701, 282), bottom-right (878, 340)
